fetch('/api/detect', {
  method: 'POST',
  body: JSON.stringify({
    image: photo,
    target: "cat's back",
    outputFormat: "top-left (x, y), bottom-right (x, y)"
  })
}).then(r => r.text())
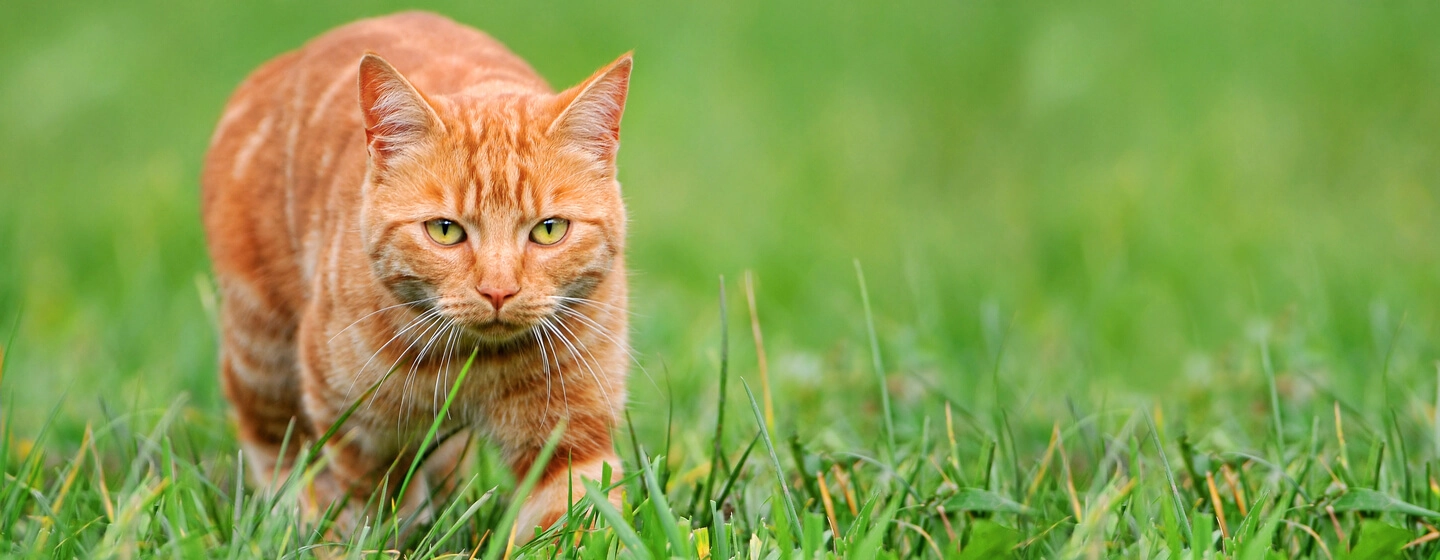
top-left (202, 12), bottom-right (547, 312)
top-left (256, 11), bottom-right (549, 100)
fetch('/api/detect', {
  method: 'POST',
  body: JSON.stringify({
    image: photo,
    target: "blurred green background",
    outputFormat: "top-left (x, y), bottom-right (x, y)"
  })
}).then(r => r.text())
top-left (3, 1), bottom-right (1440, 450)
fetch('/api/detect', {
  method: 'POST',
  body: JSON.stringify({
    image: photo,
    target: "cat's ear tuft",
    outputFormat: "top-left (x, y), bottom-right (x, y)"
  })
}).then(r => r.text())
top-left (358, 53), bottom-right (443, 169)
top-left (549, 53), bottom-right (633, 166)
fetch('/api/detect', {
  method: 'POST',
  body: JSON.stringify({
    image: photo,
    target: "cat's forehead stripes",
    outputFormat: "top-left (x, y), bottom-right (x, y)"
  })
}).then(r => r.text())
top-left (435, 96), bottom-right (556, 220)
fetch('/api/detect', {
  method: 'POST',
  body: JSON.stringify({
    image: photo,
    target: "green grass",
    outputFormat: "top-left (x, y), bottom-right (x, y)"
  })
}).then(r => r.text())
top-left (6, 0), bottom-right (1440, 557)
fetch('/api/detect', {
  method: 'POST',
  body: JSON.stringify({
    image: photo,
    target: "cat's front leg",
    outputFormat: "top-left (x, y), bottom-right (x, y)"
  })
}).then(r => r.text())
top-left (299, 418), bottom-right (441, 536)
top-left (493, 408), bottom-right (624, 541)
top-left (512, 448), bottom-right (624, 540)
top-left (297, 372), bottom-right (436, 538)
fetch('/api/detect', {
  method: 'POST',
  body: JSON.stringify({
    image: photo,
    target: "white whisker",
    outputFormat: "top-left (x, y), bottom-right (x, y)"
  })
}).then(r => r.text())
top-left (343, 307), bottom-right (441, 400)
top-left (551, 304), bottom-right (655, 390)
top-left (548, 314), bottom-right (616, 415)
top-left (538, 318), bottom-right (570, 419)
top-left (366, 312), bottom-right (446, 411)
top-left (329, 296), bottom-right (442, 344)
top-left (547, 295), bottom-right (631, 318)
top-left (401, 315), bottom-right (452, 430)
top-left (533, 327), bottom-right (553, 418)
top-left (371, 314), bottom-right (442, 415)
top-left (436, 321), bottom-right (461, 420)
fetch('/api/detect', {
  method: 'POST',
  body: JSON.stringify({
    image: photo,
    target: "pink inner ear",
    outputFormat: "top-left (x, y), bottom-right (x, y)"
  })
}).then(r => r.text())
top-left (358, 55), bottom-right (435, 164)
top-left (554, 56), bottom-right (632, 164)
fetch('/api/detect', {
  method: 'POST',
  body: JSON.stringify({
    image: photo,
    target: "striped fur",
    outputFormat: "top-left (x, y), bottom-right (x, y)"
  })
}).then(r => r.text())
top-left (201, 11), bottom-right (632, 538)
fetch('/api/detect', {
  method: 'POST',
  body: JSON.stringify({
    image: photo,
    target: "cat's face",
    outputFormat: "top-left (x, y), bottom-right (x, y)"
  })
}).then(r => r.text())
top-left (357, 54), bottom-right (630, 343)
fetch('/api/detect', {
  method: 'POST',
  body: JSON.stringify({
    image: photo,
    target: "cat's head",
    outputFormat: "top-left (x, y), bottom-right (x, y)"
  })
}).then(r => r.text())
top-left (355, 52), bottom-right (630, 343)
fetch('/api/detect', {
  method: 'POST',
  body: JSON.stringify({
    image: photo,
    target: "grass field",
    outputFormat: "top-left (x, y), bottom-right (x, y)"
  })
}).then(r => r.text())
top-left (5, 0), bottom-right (1440, 557)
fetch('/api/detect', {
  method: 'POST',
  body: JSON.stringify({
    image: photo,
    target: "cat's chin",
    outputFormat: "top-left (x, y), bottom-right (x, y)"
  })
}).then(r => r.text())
top-left (463, 320), bottom-right (535, 345)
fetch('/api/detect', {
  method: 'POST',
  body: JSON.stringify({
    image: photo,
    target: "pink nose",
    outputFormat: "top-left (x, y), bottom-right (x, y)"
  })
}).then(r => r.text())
top-left (477, 285), bottom-right (518, 310)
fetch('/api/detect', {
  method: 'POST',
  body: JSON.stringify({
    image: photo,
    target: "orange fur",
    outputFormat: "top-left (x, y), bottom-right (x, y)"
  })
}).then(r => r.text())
top-left (201, 11), bottom-right (631, 537)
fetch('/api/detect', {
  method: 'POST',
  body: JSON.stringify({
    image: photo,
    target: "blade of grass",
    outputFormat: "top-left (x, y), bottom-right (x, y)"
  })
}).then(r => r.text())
top-left (416, 485), bottom-right (495, 558)
top-left (0, 310), bottom-right (17, 390)
top-left (1259, 336), bottom-right (1284, 455)
top-left (697, 276), bottom-right (729, 516)
top-left (639, 452), bottom-right (690, 558)
top-left (1389, 409), bottom-right (1411, 501)
top-left (743, 270), bottom-right (775, 431)
top-left (663, 370), bottom-right (674, 492)
top-left (1146, 408), bottom-right (1193, 545)
top-left (851, 491), bottom-right (904, 560)
top-left (481, 421), bottom-right (566, 560)
top-left (742, 380), bottom-right (800, 532)
top-left (583, 479), bottom-right (651, 560)
top-left (854, 260), bottom-right (896, 460)
top-left (1434, 363), bottom-right (1440, 456)
top-left (305, 360), bottom-right (406, 460)
top-left (714, 432), bottom-right (761, 509)
top-left (710, 500), bottom-right (731, 560)
top-left (396, 347), bottom-right (479, 515)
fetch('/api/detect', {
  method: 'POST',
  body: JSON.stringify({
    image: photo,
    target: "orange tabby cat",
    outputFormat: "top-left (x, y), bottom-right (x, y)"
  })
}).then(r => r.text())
top-left (201, 11), bottom-right (631, 536)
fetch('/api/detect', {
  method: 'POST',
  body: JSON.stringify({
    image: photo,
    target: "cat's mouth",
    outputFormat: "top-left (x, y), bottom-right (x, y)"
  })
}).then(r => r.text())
top-left (465, 319), bottom-right (532, 341)
top-left (442, 311), bottom-right (541, 344)
top-left (434, 300), bottom-right (553, 344)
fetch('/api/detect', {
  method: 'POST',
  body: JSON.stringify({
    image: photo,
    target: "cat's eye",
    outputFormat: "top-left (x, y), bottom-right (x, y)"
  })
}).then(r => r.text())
top-left (529, 218), bottom-right (569, 245)
top-left (424, 219), bottom-right (466, 246)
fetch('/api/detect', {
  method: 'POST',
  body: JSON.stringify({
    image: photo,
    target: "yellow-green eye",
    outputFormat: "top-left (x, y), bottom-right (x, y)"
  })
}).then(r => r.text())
top-left (424, 219), bottom-right (466, 245)
top-left (529, 218), bottom-right (569, 245)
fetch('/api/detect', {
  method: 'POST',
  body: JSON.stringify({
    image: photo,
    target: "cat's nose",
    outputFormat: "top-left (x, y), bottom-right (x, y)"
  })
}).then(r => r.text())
top-left (477, 285), bottom-right (519, 310)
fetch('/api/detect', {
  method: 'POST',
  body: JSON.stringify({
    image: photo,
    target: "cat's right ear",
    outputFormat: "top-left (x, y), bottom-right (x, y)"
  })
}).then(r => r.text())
top-left (358, 53), bottom-right (444, 170)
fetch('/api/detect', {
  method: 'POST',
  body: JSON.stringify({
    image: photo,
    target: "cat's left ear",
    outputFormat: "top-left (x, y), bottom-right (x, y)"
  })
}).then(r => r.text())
top-left (549, 53), bottom-right (633, 167)
top-left (358, 53), bottom-right (445, 171)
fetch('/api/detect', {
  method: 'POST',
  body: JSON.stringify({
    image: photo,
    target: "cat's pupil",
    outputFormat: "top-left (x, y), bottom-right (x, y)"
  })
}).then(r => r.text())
top-left (543, 222), bottom-right (552, 234)
top-left (441, 222), bottom-right (450, 235)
